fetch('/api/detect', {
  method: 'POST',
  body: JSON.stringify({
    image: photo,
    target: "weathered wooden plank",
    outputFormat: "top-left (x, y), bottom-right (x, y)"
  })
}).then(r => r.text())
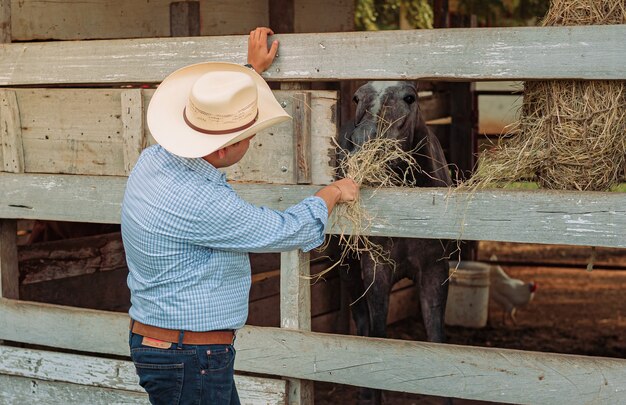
top-left (294, 0), bottom-right (354, 33)
top-left (0, 0), bottom-right (9, 43)
top-left (1, 301), bottom-right (626, 405)
top-left (121, 89), bottom-right (145, 174)
top-left (0, 219), bottom-right (18, 298)
top-left (0, 89), bottom-right (23, 173)
top-left (18, 232), bottom-right (125, 284)
top-left (280, 250), bottom-right (314, 405)
top-left (1, 26), bottom-right (625, 85)
top-left (11, 0), bottom-right (267, 41)
top-left (293, 92), bottom-right (312, 184)
top-left (2, 173), bottom-right (625, 247)
top-left (0, 374), bottom-right (147, 404)
top-left (0, 345), bottom-right (288, 405)
top-left (170, 1), bottom-right (200, 37)
top-left (6, 88), bottom-right (336, 182)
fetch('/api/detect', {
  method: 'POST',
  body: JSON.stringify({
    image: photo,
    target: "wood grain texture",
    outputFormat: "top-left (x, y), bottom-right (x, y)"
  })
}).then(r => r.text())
top-left (0, 89), bottom-right (23, 173)
top-left (121, 89), bottom-right (145, 174)
top-left (11, 0), bottom-right (267, 40)
top-left (1, 26), bottom-right (625, 85)
top-left (293, 92), bottom-right (312, 184)
top-left (280, 250), bottom-right (314, 405)
top-left (1, 173), bottom-right (625, 247)
top-left (1, 302), bottom-right (625, 405)
top-left (0, 0), bottom-right (9, 43)
top-left (170, 1), bottom-right (200, 37)
top-left (0, 345), bottom-right (288, 405)
top-left (6, 88), bottom-right (336, 183)
top-left (0, 219), bottom-right (18, 299)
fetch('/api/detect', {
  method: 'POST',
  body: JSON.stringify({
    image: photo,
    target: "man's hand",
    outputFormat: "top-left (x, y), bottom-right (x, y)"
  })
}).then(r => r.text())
top-left (248, 27), bottom-right (279, 73)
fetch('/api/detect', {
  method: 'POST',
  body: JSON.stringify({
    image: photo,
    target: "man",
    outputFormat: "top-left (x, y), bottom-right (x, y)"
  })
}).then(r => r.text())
top-left (121, 27), bottom-right (358, 405)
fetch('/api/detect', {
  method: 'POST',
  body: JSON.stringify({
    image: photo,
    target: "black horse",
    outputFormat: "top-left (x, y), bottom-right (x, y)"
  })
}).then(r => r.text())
top-left (337, 81), bottom-right (453, 404)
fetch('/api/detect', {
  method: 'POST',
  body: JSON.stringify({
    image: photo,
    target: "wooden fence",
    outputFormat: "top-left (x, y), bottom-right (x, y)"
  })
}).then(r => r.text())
top-left (1, 24), bottom-right (626, 405)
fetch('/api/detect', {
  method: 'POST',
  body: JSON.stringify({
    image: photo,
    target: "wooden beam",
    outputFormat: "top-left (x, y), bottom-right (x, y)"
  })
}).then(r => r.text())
top-left (0, 345), bottom-right (288, 405)
top-left (280, 250), bottom-right (314, 405)
top-left (269, 0), bottom-right (294, 34)
top-left (293, 92), bottom-right (312, 184)
top-left (7, 88), bottom-right (336, 183)
top-left (170, 1), bottom-right (200, 37)
top-left (0, 0), bottom-right (9, 43)
top-left (0, 89), bottom-right (24, 173)
top-left (1, 301), bottom-right (626, 405)
top-left (1, 173), bottom-right (625, 247)
top-left (121, 89), bottom-right (145, 175)
top-left (0, 220), bottom-right (18, 299)
top-left (1, 26), bottom-right (625, 85)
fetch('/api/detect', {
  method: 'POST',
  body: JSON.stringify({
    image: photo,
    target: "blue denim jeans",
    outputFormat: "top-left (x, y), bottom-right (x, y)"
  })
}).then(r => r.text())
top-left (129, 332), bottom-right (240, 405)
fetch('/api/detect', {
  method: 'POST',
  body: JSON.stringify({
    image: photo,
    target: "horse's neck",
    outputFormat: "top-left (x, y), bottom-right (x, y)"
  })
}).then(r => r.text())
top-left (412, 119), bottom-right (452, 188)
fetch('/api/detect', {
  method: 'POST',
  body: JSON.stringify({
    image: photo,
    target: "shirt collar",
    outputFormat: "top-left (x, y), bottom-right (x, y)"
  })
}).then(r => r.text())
top-left (166, 148), bottom-right (227, 184)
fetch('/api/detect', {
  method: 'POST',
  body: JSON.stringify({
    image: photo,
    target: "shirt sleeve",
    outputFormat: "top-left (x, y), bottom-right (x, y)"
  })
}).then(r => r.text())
top-left (183, 183), bottom-right (329, 253)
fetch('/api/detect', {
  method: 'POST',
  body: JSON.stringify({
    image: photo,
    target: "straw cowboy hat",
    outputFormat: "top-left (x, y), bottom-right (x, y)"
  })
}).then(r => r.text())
top-left (147, 62), bottom-right (291, 158)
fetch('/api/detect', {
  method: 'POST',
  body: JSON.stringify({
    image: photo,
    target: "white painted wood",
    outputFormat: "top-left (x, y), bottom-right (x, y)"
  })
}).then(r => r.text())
top-left (280, 251), bottom-right (312, 330)
top-left (0, 374), bottom-right (147, 404)
top-left (1, 302), bottom-right (625, 405)
top-left (6, 88), bottom-right (336, 182)
top-left (0, 89), bottom-right (23, 173)
top-left (11, 0), bottom-right (267, 40)
top-left (1, 173), bottom-right (625, 247)
top-left (280, 250), bottom-right (314, 405)
top-left (121, 89), bottom-right (145, 174)
top-left (0, 345), bottom-right (288, 405)
top-left (0, 26), bottom-right (625, 85)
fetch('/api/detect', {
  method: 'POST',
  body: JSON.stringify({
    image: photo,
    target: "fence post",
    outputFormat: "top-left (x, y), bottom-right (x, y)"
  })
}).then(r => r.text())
top-left (280, 250), bottom-right (313, 405)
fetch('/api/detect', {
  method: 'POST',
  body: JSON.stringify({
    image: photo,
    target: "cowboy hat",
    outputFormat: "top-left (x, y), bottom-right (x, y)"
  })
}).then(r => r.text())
top-left (147, 62), bottom-right (291, 158)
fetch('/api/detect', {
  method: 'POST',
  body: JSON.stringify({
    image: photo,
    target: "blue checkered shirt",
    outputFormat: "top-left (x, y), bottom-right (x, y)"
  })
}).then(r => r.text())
top-left (121, 145), bottom-right (328, 331)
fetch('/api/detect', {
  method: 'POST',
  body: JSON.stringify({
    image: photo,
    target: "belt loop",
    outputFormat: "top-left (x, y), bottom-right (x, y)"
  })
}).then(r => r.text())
top-left (177, 330), bottom-right (185, 349)
top-left (232, 330), bottom-right (237, 345)
top-left (130, 319), bottom-right (135, 335)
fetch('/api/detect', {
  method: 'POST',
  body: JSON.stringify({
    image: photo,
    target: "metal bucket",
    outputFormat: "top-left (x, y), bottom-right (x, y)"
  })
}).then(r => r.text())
top-left (444, 261), bottom-right (490, 328)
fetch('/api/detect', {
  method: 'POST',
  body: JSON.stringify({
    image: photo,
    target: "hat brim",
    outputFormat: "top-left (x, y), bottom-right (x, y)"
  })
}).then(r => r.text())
top-left (147, 62), bottom-right (291, 158)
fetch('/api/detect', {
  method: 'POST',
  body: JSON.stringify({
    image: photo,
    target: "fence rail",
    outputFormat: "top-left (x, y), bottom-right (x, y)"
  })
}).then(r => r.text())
top-left (0, 25), bottom-right (625, 85)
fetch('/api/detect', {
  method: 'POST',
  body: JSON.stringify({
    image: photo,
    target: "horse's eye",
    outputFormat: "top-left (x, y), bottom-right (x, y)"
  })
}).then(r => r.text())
top-left (403, 95), bottom-right (416, 104)
top-left (352, 95), bottom-right (359, 104)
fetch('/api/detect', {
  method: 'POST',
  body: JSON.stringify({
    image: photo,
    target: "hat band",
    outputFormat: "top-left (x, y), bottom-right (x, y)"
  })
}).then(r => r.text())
top-left (183, 108), bottom-right (259, 135)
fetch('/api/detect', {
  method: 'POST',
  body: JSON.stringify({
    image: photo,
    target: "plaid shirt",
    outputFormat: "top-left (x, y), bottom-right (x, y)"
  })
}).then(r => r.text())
top-left (121, 145), bottom-right (328, 331)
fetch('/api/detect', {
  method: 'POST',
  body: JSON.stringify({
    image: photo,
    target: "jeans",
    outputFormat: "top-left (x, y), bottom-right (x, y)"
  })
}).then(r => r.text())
top-left (129, 332), bottom-right (240, 405)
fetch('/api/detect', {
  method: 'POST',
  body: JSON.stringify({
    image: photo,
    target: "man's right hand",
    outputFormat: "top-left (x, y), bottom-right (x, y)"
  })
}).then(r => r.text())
top-left (315, 178), bottom-right (360, 216)
top-left (331, 178), bottom-right (359, 203)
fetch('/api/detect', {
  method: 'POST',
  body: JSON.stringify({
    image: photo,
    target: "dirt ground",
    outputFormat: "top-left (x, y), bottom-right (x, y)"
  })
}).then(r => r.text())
top-left (315, 242), bottom-right (626, 404)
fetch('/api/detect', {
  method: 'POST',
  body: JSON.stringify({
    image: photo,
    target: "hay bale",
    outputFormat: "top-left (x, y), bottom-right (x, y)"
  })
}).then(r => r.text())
top-left (468, 0), bottom-right (626, 191)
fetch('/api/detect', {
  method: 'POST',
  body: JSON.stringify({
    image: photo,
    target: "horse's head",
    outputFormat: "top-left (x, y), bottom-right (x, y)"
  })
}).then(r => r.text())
top-left (344, 81), bottom-right (424, 154)
top-left (339, 81), bottom-right (452, 187)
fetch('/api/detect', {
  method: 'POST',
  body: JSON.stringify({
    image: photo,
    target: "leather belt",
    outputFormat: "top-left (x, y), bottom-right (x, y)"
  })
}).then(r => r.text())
top-left (131, 320), bottom-right (235, 345)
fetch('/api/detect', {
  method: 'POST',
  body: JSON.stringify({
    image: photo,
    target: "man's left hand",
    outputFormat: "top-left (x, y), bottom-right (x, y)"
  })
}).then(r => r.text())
top-left (248, 27), bottom-right (279, 73)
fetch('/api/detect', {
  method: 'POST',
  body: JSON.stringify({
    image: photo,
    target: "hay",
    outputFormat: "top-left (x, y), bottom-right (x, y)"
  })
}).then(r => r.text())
top-left (313, 117), bottom-right (423, 282)
top-left (466, 0), bottom-right (626, 192)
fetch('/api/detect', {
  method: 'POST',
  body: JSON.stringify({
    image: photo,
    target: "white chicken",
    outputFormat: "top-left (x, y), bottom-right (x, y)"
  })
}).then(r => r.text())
top-left (489, 256), bottom-right (537, 325)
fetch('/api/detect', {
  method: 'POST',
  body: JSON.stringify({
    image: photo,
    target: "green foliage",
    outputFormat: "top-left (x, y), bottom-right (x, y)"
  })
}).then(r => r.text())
top-left (458, 0), bottom-right (550, 26)
top-left (355, 0), bottom-right (434, 30)
top-left (355, 0), bottom-right (551, 30)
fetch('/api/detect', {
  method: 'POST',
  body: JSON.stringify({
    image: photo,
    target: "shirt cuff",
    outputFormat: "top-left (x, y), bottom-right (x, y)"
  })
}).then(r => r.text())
top-left (300, 196), bottom-right (329, 252)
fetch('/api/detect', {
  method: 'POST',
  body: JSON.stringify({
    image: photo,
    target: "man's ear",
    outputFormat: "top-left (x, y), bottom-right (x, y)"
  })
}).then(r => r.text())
top-left (217, 148), bottom-right (227, 159)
